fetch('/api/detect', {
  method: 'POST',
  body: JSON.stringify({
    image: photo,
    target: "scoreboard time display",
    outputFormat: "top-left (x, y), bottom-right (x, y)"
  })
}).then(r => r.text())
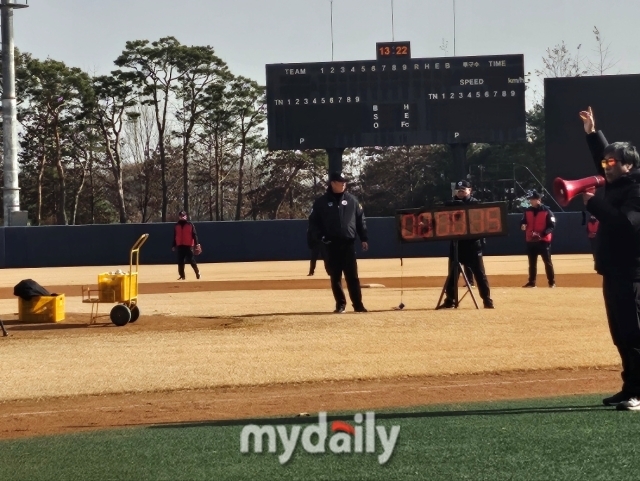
top-left (266, 53), bottom-right (525, 150)
top-left (396, 202), bottom-right (509, 243)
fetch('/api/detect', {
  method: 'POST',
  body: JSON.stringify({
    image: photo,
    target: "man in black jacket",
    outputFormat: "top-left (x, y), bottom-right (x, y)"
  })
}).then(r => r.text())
top-left (441, 180), bottom-right (494, 309)
top-left (580, 106), bottom-right (640, 410)
top-left (308, 172), bottom-right (368, 313)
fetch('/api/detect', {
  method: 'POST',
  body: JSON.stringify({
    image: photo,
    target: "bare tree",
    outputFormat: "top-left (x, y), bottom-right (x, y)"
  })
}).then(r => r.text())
top-left (123, 105), bottom-right (160, 222)
top-left (535, 41), bottom-right (588, 78)
top-left (439, 38), bottom-right (449, 56)
top-left (586, 26), bottom-right (619, 75)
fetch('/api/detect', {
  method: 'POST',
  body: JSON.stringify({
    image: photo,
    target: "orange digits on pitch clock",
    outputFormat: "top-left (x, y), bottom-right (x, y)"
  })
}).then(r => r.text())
top-left (400, 214), bottom-right (415, 239)
top-left (434, 210), bottom-right (467, 237)
top-left (417, 213), bottom-right (434, 237)
top-left (469, 207), bottom-right (502, 234)
top-left (400, 213), bottom-right (433, 240)
top-left (485, 207), bottom-right (502, 232)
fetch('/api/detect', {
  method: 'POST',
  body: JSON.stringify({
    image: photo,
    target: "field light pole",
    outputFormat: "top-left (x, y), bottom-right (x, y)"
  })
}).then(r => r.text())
top-left (1, 0), bottom-right (28, 226)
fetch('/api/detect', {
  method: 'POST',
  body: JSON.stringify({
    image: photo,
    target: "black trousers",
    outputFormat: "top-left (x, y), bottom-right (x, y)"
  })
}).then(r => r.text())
top-left (603, 277), bottom-right (640, 395)
top-left (326, 240), bottom-right (363, 309)
top-left (445, 249), bottom-right (491, 302)
top-left (176, 245), bottom-right (199, 278)
top-left (589, 238), bottom-right (597, 262)
top-left (464, 265), bottom-right (475, 285)
top-left (526, 241), bottom-right (555, 285)
top-left (309, 244), bottom-right (330, 275)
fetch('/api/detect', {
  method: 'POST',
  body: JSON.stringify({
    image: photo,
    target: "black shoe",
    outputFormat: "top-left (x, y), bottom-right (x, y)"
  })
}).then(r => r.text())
top-left (177, 276), bottom-right (185, 280)
top-left (549, 282), bottom-right (556, 288)
top-left (522, 282), bottom-right (536, 288)
top-left (354, 306), bottom-right (368, 313)
top-left (483, 299), bottom-right (495, 309)
top-left (439, 298), bottom-right (455, 309)
top-left (334, 305), bottom-right (346, 314)
top-left (196, 272), bottom-right (201, 280)
top-left (307, 272), bottom-right (314, 276)
top-left (603, 391), bottom-right (630, 406)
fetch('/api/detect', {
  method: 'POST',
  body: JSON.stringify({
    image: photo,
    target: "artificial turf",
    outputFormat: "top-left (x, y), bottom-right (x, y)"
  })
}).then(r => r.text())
top-left (2, 394), bottom-right (640, 481)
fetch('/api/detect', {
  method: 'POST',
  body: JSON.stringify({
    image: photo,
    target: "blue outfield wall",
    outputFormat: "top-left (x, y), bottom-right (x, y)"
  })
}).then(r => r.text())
top-left (0, 213), bottom-right (591, 269)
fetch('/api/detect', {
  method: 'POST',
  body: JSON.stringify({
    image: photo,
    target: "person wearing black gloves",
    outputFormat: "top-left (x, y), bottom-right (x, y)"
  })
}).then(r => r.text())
top-left (520, 190), bottom-right (556, 288)
top-left (580, 106), bottom-right (640, 411)
top-left (442, 180), bottom-right (494, 309)
top-left (308, 172), bottom-right (369, 313)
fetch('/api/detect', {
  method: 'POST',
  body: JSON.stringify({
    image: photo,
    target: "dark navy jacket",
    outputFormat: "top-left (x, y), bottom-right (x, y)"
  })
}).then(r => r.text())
top-left (308, 189), bottom-right (368, 243)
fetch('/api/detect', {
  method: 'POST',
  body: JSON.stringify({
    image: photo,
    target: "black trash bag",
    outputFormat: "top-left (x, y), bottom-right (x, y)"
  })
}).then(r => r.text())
top-left (14, 279), bottom-right (52, 300)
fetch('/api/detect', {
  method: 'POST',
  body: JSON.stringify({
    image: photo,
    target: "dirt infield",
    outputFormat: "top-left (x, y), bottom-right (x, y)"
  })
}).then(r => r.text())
top-left (0, 256), bottom-right (620, 441)
top-left (0, 273), bottom-right (602, 300)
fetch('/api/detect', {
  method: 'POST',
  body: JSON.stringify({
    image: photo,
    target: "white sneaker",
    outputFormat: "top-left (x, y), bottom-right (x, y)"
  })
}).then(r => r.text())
top-left (616, 397), bottom-right (640, 411)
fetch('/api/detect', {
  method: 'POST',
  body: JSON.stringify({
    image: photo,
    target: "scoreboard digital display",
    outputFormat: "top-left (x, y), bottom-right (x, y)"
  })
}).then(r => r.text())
top-left (396, 202), bottom-right (509, 243)
top-left (266, 54), bottom-right (525, 150)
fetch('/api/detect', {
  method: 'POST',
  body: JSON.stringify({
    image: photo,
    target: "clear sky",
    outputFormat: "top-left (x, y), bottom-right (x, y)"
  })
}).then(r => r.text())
top-left (12, 0), bottom-right (640, 107)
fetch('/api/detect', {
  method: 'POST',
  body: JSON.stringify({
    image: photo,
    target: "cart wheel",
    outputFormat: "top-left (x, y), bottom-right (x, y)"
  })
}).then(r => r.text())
top-left (129, 305), bottom-right (140, 323)
top-left (110, 305), bottom-right (131, 326)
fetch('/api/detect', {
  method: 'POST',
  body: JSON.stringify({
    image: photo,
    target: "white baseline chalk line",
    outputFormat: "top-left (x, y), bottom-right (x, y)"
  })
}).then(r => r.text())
top-left (1, 375), bottom-right (602, 418)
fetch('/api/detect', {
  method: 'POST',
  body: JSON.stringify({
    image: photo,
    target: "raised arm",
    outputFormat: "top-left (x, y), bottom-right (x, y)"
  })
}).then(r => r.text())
top-left (579, 106), bottom-right (609, 176)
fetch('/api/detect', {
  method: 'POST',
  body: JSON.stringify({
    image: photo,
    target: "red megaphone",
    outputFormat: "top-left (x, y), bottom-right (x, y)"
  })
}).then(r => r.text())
top-left (553, 175), bottom-right (605, 207)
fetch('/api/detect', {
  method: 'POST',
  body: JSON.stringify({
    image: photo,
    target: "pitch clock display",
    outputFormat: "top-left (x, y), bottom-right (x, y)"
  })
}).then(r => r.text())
top-left (266, 53), bottom-right (525, 150)
top-left (396, 202), bottom-right (509, 243)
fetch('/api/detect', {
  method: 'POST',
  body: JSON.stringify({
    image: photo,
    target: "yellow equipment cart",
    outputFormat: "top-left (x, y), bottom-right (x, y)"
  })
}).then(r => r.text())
top-left (82, 234), bottom-right (149, 326)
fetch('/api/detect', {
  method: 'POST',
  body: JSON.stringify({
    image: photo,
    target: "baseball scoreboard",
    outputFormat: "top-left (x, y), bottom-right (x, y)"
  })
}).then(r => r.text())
top-left (396, 202), bottom-right (509, 243)
top-left (266, 46), bottom-right (526, 150)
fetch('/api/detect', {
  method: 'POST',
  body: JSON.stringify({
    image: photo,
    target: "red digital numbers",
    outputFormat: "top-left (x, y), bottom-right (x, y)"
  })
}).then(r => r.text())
top-left (469, 207), bottom-right (502, 235)
top-left (417, 212), bottom-right (434, 238)
top-left (399, 205), bottom-right (504, 241)
top-left (400, 214), bottom-right (417, 240)
top-left (400, 213), bottom-right (434, 240)
top-left (435, 210), bottom-right (467, 237)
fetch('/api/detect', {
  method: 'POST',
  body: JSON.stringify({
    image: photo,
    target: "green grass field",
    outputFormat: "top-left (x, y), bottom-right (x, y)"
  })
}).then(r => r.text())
top-left (3, 394), bottom-right (640, 481)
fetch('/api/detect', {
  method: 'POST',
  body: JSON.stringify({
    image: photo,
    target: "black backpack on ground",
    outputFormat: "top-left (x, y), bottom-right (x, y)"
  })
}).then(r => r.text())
top-left (13, 279), bottom-right (52, 300)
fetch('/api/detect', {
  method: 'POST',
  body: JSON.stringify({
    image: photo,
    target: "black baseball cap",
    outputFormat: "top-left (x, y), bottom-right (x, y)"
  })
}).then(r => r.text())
top-left (329, 172), bottom-right (348, 182)
top-left (455, 180), bottom-right (471, 189)
top-left (178, 210), bottom-right (188, 218)
top-left (527, 190), bottom-right (542, 200)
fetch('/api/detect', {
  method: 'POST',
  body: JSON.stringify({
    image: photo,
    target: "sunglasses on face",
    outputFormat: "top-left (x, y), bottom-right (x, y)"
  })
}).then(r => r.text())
top-left (601, 158), bottom-right (618, 168)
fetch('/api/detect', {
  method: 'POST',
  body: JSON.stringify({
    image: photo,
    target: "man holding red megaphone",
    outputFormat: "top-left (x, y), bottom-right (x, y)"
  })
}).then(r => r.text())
top-left (579, 106), bottom-right (640, 411)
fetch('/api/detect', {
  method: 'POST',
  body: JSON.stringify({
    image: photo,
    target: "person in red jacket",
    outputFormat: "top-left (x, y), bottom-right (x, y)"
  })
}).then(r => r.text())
top-left (582, 211), bottom-right (599, 259)
top-left (172, 210), bottom-right (201, 280)
top-left (520, 190), bottom-right (556, 288)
